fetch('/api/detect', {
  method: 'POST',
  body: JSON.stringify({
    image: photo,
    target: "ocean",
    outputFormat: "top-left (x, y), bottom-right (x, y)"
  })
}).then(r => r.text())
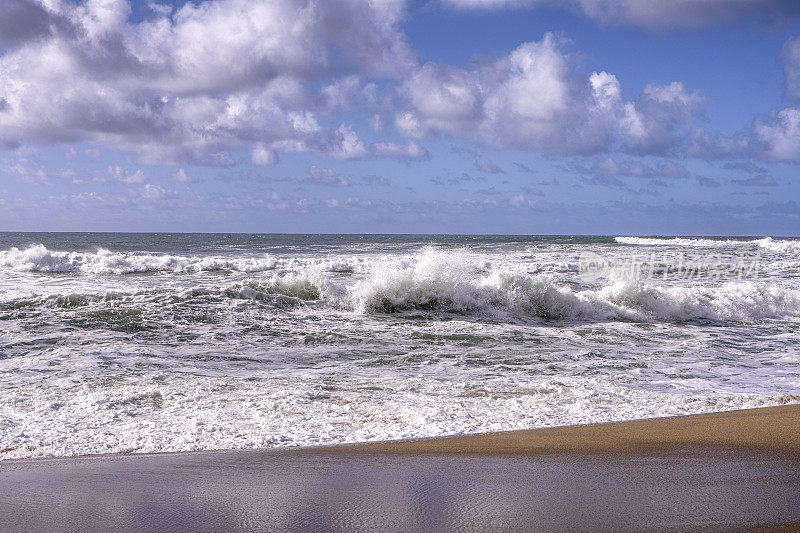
top-left (0, 233), bottom-right (798, 459)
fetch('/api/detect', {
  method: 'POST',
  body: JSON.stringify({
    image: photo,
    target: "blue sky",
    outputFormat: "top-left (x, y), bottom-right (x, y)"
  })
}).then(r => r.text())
top-left (1, 0), bottom-right (800, 234)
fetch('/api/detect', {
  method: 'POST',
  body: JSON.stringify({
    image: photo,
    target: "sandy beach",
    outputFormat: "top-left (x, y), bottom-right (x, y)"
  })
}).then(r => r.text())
top-left (1, 405), bottom-right (798, 532)
top-left (330, 403), bottom-right (800, 456)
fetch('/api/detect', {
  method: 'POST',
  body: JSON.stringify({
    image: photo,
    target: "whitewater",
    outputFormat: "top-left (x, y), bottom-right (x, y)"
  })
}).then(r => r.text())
top-left (0, 233), bottom-right (798, 459)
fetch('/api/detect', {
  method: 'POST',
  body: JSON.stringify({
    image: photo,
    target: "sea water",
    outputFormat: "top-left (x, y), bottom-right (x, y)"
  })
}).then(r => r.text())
top-left (0, 233), bottom-right (798, 459)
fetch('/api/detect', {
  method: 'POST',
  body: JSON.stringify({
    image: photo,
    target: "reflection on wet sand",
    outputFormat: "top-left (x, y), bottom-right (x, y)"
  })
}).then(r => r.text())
top-left (2, 446), bottom-right (799, 532)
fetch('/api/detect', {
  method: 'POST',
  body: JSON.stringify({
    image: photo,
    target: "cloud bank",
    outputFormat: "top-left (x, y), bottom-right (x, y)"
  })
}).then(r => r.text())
top-left (0, 0), bottom-right (798, 171)
top-left (0, 0), bottom-right (417, 163)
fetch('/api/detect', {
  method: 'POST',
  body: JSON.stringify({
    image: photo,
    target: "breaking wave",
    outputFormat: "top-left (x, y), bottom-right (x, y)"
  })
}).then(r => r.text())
top-left (0, 244), bottom-right (372, 275)
top-left (0, 244), bottom-right (281, 274)
top-left (4, 246), bottom-right (800, 324)
top-left (351, 248), bottom-right (800, 322)
top-left (2, 277), bottom-right (327, 312)
top-left (615, 236), bottom-right (800, 252)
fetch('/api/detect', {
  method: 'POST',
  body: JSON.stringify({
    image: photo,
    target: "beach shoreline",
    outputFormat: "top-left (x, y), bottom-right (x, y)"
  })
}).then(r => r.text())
top-left (3, 403), bottom-right (798, 464)
top-left (316, 403), bottom-right (800, 457)
top-left (2, 405), bottom-right (799, 532)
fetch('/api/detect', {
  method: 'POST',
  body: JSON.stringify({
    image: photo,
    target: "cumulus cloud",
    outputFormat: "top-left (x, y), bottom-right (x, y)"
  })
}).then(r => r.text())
top-left (752, 107), bottom-right (800, 163)
top-left (744, 36), bottom-right (800, 163)
top-left (441, 0), bottom-right (800, 30)
top-left (251, 144), bottom-right (279, 166)
top-left (683, 103), bottom-right (800, 164)
top-left (397, 35), bottom-right (612, 154)
top-left (615, 82), bottom-right (705, 155)
top-left (0, 0), bottom-right (414, 164)
top-left (684, 127), bottom-right (749, 160)
top-left (139, 183), bottom-right (172, 200)
top-left (396, 34), bottom-right (704, 156)
top-left (172, 168), bottom-right (192, 183)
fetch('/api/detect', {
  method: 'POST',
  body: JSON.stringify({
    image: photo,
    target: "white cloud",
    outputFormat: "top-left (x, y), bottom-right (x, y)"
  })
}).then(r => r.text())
top-left (753, 107), bottom-right (800, 163)
top-left (396, 34), bottom-right (703, 156)
top-left (397, 34), bottom-right (614, 154)
top-left (0, 0), bottom-right (788, 171)
top-left (684, 127), bottom-right (749, 160)
top-left (0, 0), bottom-right (414, 164)
top-left (681, 103), bottom-right (800, 164)
top-left (398, 62), bottom-right (483, 138)
top-left (139, 183), bottom-right (171, 200)
top-left (146, 2), bottom-right (173, 18)
top-left (617, 82), bottom-right (705, 154)
top-left (326, 124), bottom-right (369, 160)
top-left (172, 168), bottom-right (192, 183)
top-left (251, 144), bottom-right (278, 166)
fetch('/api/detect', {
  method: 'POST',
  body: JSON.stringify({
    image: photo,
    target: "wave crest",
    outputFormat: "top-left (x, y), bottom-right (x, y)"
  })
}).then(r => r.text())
top-left (222, 277), bottom-right (322, 302)
top-left (350, 248), bottom-right (800, 322)
top-left (4, 246), bottom-right (799, 324)
top-left (615, 236), bottom-right (800, 252)
top-left (0, 244), bottom-right (280, 274)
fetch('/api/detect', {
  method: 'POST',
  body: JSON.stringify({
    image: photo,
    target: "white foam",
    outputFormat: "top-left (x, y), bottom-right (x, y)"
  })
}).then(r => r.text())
top-left (615, 236), bottom-right (800, 252)
top-left (2, 240), bottom-right (799, 461)
top-left (3, 246), bottom-right (799, 323)
top-left (0, 244), bottom-right (280, 274)
top-left (0, 374), bottom-right (795, 460)
top-left (754, 237), bottom-right (800, 253)
top-left (348, 248), bottom-right (800, 322)
top-left (221, 276), bottom-right (324, 302)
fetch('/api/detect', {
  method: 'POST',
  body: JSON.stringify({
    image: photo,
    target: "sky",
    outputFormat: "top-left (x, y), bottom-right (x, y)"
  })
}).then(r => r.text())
top-left (1, 0), bottom-right (800, 235)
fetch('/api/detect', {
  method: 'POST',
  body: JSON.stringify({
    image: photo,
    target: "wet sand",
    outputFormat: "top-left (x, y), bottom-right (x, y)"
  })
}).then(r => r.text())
top-left (1, 405), bottom-right (798, 532)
